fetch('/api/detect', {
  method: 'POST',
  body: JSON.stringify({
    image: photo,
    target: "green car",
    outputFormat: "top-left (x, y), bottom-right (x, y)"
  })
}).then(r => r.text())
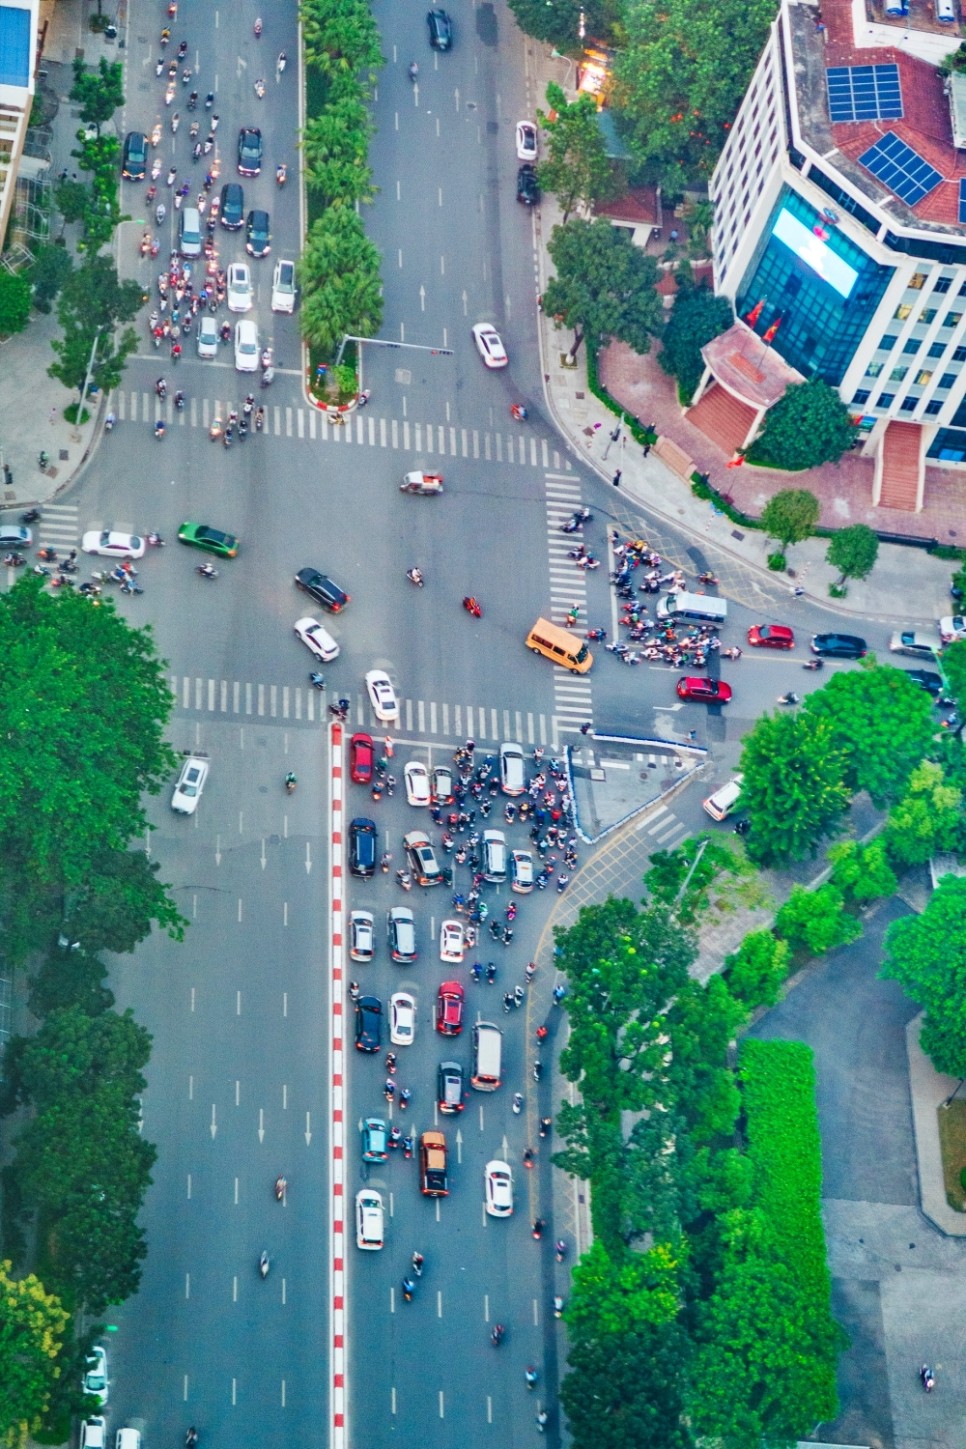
top-left (177, 522), bottom-right (239, 558)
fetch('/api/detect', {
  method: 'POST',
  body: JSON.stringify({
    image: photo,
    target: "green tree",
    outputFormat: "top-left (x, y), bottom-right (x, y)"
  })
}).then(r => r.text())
top-left (739, 711), bottom-right (851, 865)
top-left (825, 523), bottom-right (879, 591)
top-left (942, 639), bottom-right (966, 709)
top-left (0, 1261), bottom-right (69, 1447)
top-left (48, 255), bottom-right (141, 398)
top-left (0, 271), bottom-right (31, 336)
top-left (610, 0), bottom-right (778, 192)
top-left (658, 282), bottom-right (732, 401)
top-left (774, 883), bottom-right (862, 956)
top-left (749, 378), bottom-right (855, 470)
top-left (536, 84), bottom-right (621, 222)
top-left (722, 929), bottom-right (790, 1010)
top-left (542, 217), bottom-right (662, 362)
top-left (827, 838), bottom-right (898, 903)
top-left (508, 0), bottom-right (613, 48)
top-left (29, 243), bottom-right (73, 314)
top-left (28, 951), bottom-right (115, 1021)
top-left (884, 759), bottom-right (963, 868)
top-left (804, 663), bottom-right (935, 806)
top-left (54, 179), bottom-right (90, 233)
top-left (644, 834), bottom-right (744, 924)
top-left (299, 207), bottom-right (383, 357)
top-left (0, 577), bottom-right (177, 893)
top-left (881, 875), bottom-right (966, 1076)
top-left (759, 487), bottom-right (820, 554)
top-left (70, 135), bottom-right (124, 254)
top-left (300, 0), bottom-right (382, 78)
top-left (562, 1316), bottom-right (694, 1449)
top-left (69, 57), bottom-right (124, 134)
top-left (67, 848), bottom-right (186, 954)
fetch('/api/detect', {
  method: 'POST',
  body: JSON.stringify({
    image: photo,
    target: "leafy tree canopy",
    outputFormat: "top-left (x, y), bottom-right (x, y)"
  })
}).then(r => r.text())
top-left (610, 0), bottom-right (778, 192)
top-left (881, 874), bottom-right (966, 1076)
top-left (69, 56), bottom-right (124, 132)
top-left (300, 0), bottom-right (382, 77)
top-left (739, 711), bottom-right (851, 865)
top-left (942, 639), bottom-right (966, 711)
top-left (759, 487), bottom-right (820, 552)
top-left (0, 577), bottom-right (177, 891)
top-left (749, 378), bottom-right (855, 470)
top-left (299, 207), bottom-right (383, 357)
top-left (774, 882), bottom-right (862, 956)
top-left (536, 84), bottom-right (622, 223)
top-left (0, 1260), bottom-right (69, 1447)
top-left (658, 283), bottom-right (732, 401)
top-left (561, 1314), bottom-right (694, 1449)
top-left (49, 256), bottom-right (141, 394)
top-left (825, 523), bottom-right (879, 587)
top-left (543, 217), bottom-right (662, 361)
top-left (29, 243), bottom-right (73, 314)
top-left (509, 0), bottom-right (615, 50)
top-left (803, 662), bottom-right (935, 806)
top-left (0, 271), bottom-right (32, 336)
top-left (884, 759), bottom-right (964, 867)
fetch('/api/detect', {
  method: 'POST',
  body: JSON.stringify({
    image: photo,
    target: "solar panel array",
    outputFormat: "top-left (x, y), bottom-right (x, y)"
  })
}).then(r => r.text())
top-left (858, 131), bottom-right (943, 206)
top-left (826, 64), bottom-right (903, 122)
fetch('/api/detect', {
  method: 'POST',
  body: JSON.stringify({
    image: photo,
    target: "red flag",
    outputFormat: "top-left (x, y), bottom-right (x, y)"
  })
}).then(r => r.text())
top-left (745, 298), bottom-right (765, 326)
top-left (762, 316), bottom-right (782, 344)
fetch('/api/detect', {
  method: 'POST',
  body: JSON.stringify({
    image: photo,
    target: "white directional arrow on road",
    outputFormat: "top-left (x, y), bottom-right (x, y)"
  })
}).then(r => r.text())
top-left (305, 843), bottom-right (312, 874)
top-left (258, 1108), bottom-right (265, 1143)
top-left (261, 838), bottom-right (267, 871)
top-left (210, 1105), bottom-right (217, 1139)
top-left (304, 1112), bottom-right (312, 1146)
top-left (455, 1127), bottom-right (463, 1163)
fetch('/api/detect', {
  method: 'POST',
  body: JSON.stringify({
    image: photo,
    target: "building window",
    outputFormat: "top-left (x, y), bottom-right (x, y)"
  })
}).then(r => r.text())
top-left (940, 373), bottom-right (957, 388)
top-left (853, 389), bottom-right (871, 404)
top-left (929, 343), bottom-right (946, 358)
top-left (926, 400), bottom-right (943, 415)
top-left (934, 277), bottom-right (953, 294)
top-left (894, 304), bottom-right (912, 321)
top-left (878, 393), bottom-right (895, 406)
top-left (954, 346), bottom-right (966, 362)
top-left (866, 361), bottom-right (883, 378)
top-left (903, 340), bottom-right (921, 354)
top-left (943, 312), bottom-right (963, 328)
top-left (915, 370), bottom-right (933, 385)
top-left (908, 273), bottom-right (928, 290)
top-left (889, 366), bottom-right (908, 382)
top-left (920, 309), bottom-right (937, 324)
top-left (880, 335), bottom-right (898, 350)
top-left (900, 397), bottom-right (917, 412)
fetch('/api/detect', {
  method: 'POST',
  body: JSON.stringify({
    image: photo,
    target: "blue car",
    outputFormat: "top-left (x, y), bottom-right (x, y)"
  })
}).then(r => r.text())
top-left (362, 1117), bottom-right (388, 1161)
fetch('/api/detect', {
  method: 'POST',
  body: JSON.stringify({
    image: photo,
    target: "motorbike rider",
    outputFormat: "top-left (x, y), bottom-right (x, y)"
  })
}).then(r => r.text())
top-left (401, 1278), bottom-right (415, 1301)
top-left (285, 772), bottom-right (296, 793)
top-left (406, 566), bottom-right (424, 586)
top-left (274, 1175), bottom-right (287, 1199)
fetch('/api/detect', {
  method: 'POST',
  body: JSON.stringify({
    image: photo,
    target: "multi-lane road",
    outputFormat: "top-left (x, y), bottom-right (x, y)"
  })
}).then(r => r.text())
top-left (57, 0), bottom-right (941, 1444)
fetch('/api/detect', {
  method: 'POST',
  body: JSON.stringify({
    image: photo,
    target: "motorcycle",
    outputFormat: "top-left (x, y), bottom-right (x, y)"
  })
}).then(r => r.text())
top-left (21, 508), bottom-right (41, 524)
top-left (284, 773), bottom-right (296, 794)
top-left (536, 1411), bottom-right (549, 1433)
top-left (585, 627), bottom-right (606, 641)
top-left (276, 163), bottom-right (287, 186)
top-left (462, 596), bottom-right (482, 618)
top-left (512, 1092), bottom-right (524, 1114)
top-left (195, 564), bottom-right (218, 579)
top-left (401, 1279), bottom-right (415, 1303)
top-left (258, 1251), bottom-right (270, 1279)
top-left (406, 567), bottom-right (425, 587)
top-left (803, 658), bottom-right (824, 671)
top-left (309, 672), bottom-right (326, 691)
top-left (553, 1295), bottom-right (564, 1319)
top-left (274, 1176), bottom-right (287, 1200)
top-left (253, 16), bottom-right (263, 35)
top-left (254, 77), bottom-right (266, 99)
top-left (408, 61), bottom-right (419, 81)
top-left (525, 1369), bottom-right (538, 1390)
top-left (411, 1251), bottom-right (424, 1276)
top-left (920, 1365), bottom-right (935, 1393)
top-left (490, 1324), bottom-right (505, 1347)
top-left (777, 691), bottom-right (799, 706)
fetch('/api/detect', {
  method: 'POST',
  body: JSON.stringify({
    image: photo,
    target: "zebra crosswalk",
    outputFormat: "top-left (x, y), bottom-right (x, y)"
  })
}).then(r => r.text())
top-left (33, 503), bottom-right (80, 551)
top-left (112, 389), bottom-right (575, 471)
top-left (167, 673), bottom-right (564, 744)
top-left (543, 474), bottom-right (593, 729)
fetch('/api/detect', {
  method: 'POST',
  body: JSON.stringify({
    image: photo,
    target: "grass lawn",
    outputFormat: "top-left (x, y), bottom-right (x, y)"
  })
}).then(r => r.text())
top-left (938, 1097), bottom-right (966, 1211)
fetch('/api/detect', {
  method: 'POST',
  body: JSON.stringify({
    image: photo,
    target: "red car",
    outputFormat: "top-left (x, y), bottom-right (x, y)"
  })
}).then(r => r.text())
top-left (747, 624), bottom-right (795, 650)
top-left (349, 732), bottom-right (374, 784)
top-left (676, 677), bottom-right (732, 704)
top-left (435, 980), bottom-right (465, 1036)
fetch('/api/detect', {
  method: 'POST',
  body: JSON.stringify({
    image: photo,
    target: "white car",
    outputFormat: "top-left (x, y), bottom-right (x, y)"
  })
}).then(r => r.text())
top-left (197, 313), bottom-right (219, 359)
top-left (404, 760), bottom-right (431, 806)
top-left (365, 669), bottom-right (399, 722)
top-left (350, 910), bottom-right (374, 962)
top-left (80, 1419), bottom-right (106, 1449)
top-left (390, 990), bottom-right (416, 1046)
top-left (271, 257), bottom-right (297, 313)
top-left (472, 322), bottom-right (508, 369)
top-left (355, 1188), bottom-right (385, 1250)
top-left (511, 849), bottom-right (534, 893)
top-left (431, 764), bottom-right (454, 804)
top-left (227, 260), bottom-right (253, 313)
top-left (234, 318), bottom-right (259, 372)
top-left (516, 120), bottom-right (538, 161)
top-left (939, 614), bottom-right (966, 643)
top-left (484, 1159), bottom-right (514, 1217)
top-left (82, 529), bottom-right (145, 559)
top-left (499, 741), bottom-right (526, 795)
top-left (439, 918), bottom-right (465, 964)
top-left (83, 1346), bottom-right (108, 1406)
top-left (294, 615), bottom-right (340, 663)
top-left (171, 755), bottom-right (209, 815)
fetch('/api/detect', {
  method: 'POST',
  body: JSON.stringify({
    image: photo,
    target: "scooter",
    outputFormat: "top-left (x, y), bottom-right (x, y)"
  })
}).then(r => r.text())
top-left (406, 567), bottom-right (424, 587)
top-left (258, 1251), bottom-right (270, 1279)
top-left (512, 1092), bottom-right (524, 1114)
top-left (274, 1176), bottom-right (286, 1200)
top-left (777, 691), bottom-right (799, 706)
top-left (803, 658), bottom-right (824, 671)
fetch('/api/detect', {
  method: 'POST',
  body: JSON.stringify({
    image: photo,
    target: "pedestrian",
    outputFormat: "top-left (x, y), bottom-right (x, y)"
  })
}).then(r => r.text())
top-left (579, 721), bottom-right (592, 736)
top-left (612, 470), bottom-right (622, 488)
top-left (642, 442), bottom-right (651, 458)
top-left (687, 729), bottom-right (697, 742)
top-left (48, 406), bottom-right (58, 424)
top-left (384, 734), bottom-right (394, 758)
top-left (552, 984), bottom-right (566, 1006)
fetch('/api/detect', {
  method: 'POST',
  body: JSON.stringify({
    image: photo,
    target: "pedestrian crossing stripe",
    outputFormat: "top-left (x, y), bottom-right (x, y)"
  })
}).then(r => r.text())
top-left (114, 390), bottom-right (574, 471)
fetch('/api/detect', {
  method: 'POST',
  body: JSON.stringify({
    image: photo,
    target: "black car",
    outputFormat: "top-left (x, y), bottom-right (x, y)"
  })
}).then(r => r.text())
top-left (810, 632), bottom-right (868, 659)
top-left (516, 164), bottom-right (540, 206)
top-left (237, 126), bottom-right (263, 177)
top-left (349, 818), bottom-right (378, 878)
top-left (219, 183), bottom-right (245, 230)
top-left (355, 995), bottom-right (382, 1052)
top-left (246, 209), bottom-right (271, 258)
top-left (438, 1060), bottom-right (465, 1113)
top-left (122, 131), bottom-right (147, 181)
top-left (427, 8), bottom-right (452, 49)
top-left (294, 566), bottom-right (350, 613)
top-left (906, 669), bottom-right (944, 697)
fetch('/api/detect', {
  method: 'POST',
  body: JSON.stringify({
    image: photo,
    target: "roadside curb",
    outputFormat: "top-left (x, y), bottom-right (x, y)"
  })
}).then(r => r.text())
top-left (327, 721), bottom-right (348, 1449)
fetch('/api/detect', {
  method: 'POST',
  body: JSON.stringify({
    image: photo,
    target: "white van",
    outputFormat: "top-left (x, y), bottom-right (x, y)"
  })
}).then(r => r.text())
top-left (472, 1021), bottom-right (503, 1091)
top-left (656, 591), bottom-right (728, 625)
top-left (482, 829), bottom-right (507, 882)
top-left (703, 773), bottom-right (744, 821)
top-left (179, 206), bottom-right (202, 258)
top-left (271, 257), bottom-right (297, 313)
